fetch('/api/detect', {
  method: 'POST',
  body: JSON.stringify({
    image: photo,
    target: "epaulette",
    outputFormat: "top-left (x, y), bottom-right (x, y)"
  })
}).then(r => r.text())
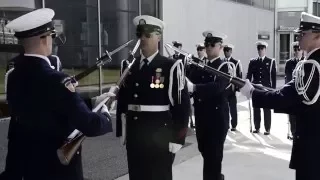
top-left (61, 76), bottom-right (76, 92)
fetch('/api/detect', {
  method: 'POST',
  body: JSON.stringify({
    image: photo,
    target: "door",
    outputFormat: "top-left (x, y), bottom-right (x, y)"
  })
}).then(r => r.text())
top-left (277, 33), bottom-right (291, 75)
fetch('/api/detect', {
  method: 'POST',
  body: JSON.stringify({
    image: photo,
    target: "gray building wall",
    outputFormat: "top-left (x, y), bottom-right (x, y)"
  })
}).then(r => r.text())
top-left (161, 0), bottom-right (275, 76)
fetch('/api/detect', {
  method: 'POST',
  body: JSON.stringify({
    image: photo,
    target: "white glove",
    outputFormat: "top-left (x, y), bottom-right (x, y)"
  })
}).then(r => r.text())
top-left (120, 113), bottom-right (127, 146)
top-left (72, 81), bottom-right (79, 87)
top-left (186, 78), bottom-right (194, 93)
top-left (100, 104), bottom-right (110, 115)
top-left (169, 142), bottom-right (183, 153)
top-left (240, 79), bottom-right (254, 99)
top-left (94, 92), bottom-right (116, 108)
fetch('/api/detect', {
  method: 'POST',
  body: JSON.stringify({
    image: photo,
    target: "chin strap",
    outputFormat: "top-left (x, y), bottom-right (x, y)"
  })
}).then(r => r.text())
top-left (293, 59), bottom-right (320, 105)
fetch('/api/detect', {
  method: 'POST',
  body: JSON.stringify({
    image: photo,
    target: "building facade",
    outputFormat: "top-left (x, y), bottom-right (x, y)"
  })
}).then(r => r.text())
top-left (0, 0), bottom-right (275, 118)
top-left (162, 0), bottom-right (275, 77)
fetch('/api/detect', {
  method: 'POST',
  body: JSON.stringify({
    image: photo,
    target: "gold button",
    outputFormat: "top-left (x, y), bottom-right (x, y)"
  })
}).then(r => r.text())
top-left (134, 94), bottom-right (138, 98)
top-left (135, 83), bottom-right (139, 86)
top-left (134, 116), bottom-right (138, 120)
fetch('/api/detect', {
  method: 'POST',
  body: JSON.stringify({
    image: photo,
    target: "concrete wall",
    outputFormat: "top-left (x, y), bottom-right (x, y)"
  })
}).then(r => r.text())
top-left (161, 0), bottom-right (275, 75)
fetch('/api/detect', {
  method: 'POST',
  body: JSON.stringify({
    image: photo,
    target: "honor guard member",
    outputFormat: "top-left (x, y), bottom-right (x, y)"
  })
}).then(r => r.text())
top-left (240, 12), bottom-right (320, 180)
top-left (284, 41), bottom-right (304, 139)
top-left (223, 44), bottom-right (242, 131)
top-left (116, 15), bottom-right (190, 180)
top-left (171, 41), bottom-right (185, 60)
top-left (1, 8), bottom-right (113, 180)
top-left (246, 41), bottom-right (276, 135)
top-left (188, 43), bottom-right (207, 129)
top-left (186, 31), bottom-right (230, 180)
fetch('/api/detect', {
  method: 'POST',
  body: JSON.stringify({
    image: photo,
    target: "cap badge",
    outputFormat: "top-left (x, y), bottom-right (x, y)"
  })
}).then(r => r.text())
top-left (207, 33), bottom-right (213, 37)
top-left (139, 19), bottom-right (146, 25)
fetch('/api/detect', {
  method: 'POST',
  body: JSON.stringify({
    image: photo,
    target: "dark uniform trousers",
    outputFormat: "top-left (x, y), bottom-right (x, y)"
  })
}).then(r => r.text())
top-left (116, 53), bottom-right (190, 180)
top-left (189, 58), bottom-right (229, 180)
top-left (284, 57), bottom-right (303, 136)
top-left (251, 48), bottom-right (320, 180)
top-left (246, 57), bottom-right (276, 132)
top-left (1, 55), bottom-right (112, 180)
top-left (224, 57), bottom-right (242, 129)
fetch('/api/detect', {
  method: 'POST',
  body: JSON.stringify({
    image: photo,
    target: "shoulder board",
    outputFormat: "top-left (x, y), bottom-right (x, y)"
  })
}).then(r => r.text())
top-left (61, 76), bottom-right (76, 92)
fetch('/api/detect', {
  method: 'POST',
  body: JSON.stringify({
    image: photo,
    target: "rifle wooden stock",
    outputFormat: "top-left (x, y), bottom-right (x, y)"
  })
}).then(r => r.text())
top-left (57, 133), bottom-right (85, 165)
top-left (57, 39), bottom-right (140, 165)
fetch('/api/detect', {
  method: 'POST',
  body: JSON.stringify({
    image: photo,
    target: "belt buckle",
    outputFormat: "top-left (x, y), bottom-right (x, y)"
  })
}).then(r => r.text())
top-left (132, 105), bottom-right (141, 111)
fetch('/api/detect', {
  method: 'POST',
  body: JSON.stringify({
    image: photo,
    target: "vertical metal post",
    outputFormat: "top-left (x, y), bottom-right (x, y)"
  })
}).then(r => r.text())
top-left (42, 0), bottom-right (45, 7)
top-left (274, 0), bottom-right (277, 61)
top-left (138, 0), bottom-right (142, 15)
top-left (98, 0), bottom-right (102, 95)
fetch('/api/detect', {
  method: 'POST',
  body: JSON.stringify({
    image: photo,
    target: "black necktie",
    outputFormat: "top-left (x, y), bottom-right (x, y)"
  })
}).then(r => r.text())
top-left (140, 58), bottom-right (149, 71)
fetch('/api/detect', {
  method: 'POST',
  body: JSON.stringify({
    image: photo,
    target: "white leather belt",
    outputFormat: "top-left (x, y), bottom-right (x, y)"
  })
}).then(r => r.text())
top-left (128, 104), bottom-right (170, 112)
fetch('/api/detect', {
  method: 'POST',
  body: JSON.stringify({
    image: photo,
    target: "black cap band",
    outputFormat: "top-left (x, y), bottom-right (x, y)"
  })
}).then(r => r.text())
top-left (297, 21), bottom-right (320, 32)
top-left (223, 47), bottom-right (232, 51)
top-left (197, 46), bottom-right (205, 51)
top-left (136, 24), bottom-right (162, 35)
top-left (205, 37), bottom-right (223, 44)
top-left (15, 21), bottom-right (54, 39)
top-left (173, 42), bottom-right (182, 47)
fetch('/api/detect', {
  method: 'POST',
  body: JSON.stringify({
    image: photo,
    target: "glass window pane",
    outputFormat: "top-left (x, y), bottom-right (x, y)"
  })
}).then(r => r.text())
top-left (141, 0), bottom-right (156, 16)
top-left (279, 34), bottom-right (290, 65)
top-left (313, 2), bottom-right (317, 16)
top-left (270, 0), bottom-right (275, 10)
top-left (253, 0), bottom-right (264, 8)
top-left (237, 0), bottom-right (252, 5)
top-left (263, 0), bottom-right (270, 10)
top-left (45, 0), bottom-right (101, 93)
top-left (100, 0), bottom-right (139, 86)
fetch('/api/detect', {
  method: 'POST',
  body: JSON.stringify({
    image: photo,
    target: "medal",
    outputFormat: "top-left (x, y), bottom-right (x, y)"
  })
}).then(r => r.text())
top-left (150, 76), bottom-right (155, 88)
top-left (155, 79), bottom-right (160, 84)
top-left (155, 84), bottom-right (160, 88)
top-left (160, 84), bottom-right (164, 88)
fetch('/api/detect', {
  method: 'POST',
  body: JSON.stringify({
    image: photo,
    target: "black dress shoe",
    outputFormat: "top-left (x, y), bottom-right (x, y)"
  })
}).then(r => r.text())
top-left (264, 131), bottom-right (270, 135)
top-left (231, 128), bottom-right (237, 131)
top-left (253, 130), bottom-right (260, 133)
top-left (220, 174), bottom-right (225, 180)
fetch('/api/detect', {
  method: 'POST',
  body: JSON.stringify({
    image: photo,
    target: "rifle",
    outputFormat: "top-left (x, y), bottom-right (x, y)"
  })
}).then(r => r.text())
top-left (164, 43), bottom-right (274, 91)
top-left (56, 39), bottom-right (134, 165)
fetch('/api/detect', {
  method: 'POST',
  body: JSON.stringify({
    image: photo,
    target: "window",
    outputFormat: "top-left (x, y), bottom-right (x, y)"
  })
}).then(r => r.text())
top-left (99, 0), bottom-right (139, 86)
top-left (270, 0), bottom-right (275, 11)
top-left (236, 0), bottom-right (252, 5)
top-left (313, 2), bottom-right (320, 16)
top-left (45, 0), bottom-right (102, 92)
top-left (263, 0), bottom-right (270, 10)
top-left (252, 0), bottom-right (264, 8)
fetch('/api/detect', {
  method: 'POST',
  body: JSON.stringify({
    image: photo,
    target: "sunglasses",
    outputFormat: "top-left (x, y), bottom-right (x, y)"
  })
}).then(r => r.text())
top-left (205, 42), bottom-right (215, 48)
top-left (136, 32), bottom-right (152, 38)
top-left (197, 47), bottom-right (205, 51)
top-left (294, 48), bottom-right (301, 51)
top-left (40, 31), bottom-right (57, 39)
